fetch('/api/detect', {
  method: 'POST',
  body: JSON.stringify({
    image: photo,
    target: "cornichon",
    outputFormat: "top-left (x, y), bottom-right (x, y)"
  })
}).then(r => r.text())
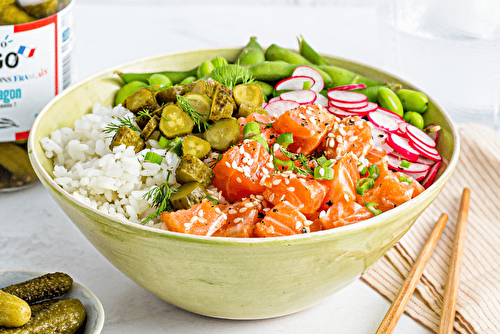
top-left (0, 290), bottom-right (31, 328)
top-left (0, 299), bottom-right (86, 334)
top-left (140, 114), bottom-right (160, 140)
top-left (169, 181), bottom-right (207, 210)
top-left (1, 273), bottom-right (72, 305)
top-left (159, 104), bottom-right (195, 139)
top-left (155, 85), bottom-right (186, 105)
top-left (122, 88), bottom-right (158, 115)
top-left (182, 136), bottom-right (211, 160)
top-left (204, 118), bottom-right (240, 151)
top-left (233, 83), bottom-right (263, 107)
top-left (181, 93), bottom-right (211, 121)
top-left (109, 126), bottom-right (145, 153)
top-left (175, 154), bottom-right (214, 188)
top-left (210, 84), bottom-right (236, 121)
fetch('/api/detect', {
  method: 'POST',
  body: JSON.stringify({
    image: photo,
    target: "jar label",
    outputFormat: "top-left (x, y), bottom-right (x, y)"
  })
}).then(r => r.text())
top-left (0, 2), bottom-right (74, 142)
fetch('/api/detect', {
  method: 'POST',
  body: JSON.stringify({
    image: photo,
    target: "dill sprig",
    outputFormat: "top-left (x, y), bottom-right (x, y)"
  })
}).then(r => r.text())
top-left (209, 152), bottom-right (223, 168)
top-left (278, 148), bottom-right (314, 176)
top-left (209, 64), bottom-right (255, 90)
top-left (176, 95), bottom-right (211, 132)
top-left (136, 109), bottom-right (153, 119)
top-left (141, 175), bottom-right (178, 225)
top-left (103, 115), bottom-right (140, 136)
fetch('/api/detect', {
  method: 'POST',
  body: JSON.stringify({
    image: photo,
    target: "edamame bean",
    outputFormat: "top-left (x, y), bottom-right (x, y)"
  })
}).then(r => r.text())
top-left (353, 84), bottom-right (402, 103)
top-left (298, 35), bottom-right (330, 66)
top-left (114, 80), bottom-right (148, 106)
top-left (148, 73), bottom-right (172, 87)
top-left (116, 67), bottom-right (198, 85)
top-left (180, 76), bottom-right (197, 85)
top-left (403, 111), bottom-right (425, 129)
top-left (377, 86), bottom-right (404, 117)
top-left (246, 61), bottom-right (299, 81)
top-left (236, 37), bottom-right (265, 66)
top-left (396, 89), bottom-right (428, 113)
top-left (197, 61), bottom-right (215, 79)
top-left (211, 56), bottom-right (229, 68)
top-left (318, 65), bottom-right (383, 88)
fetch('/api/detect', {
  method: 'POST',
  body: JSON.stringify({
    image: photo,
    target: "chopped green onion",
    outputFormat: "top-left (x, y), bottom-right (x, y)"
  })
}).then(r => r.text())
top-left (206, 194), bottom-right (219, 205)
top-left (158, 136), bottom-right (169, 148)
top-left (400, 160), bottom-right (411, 169)
top-left (314, 166), bottom-right (334, 180)
top-left (365, 202), bottom-right (382, 216)
top-left (368, 164), bottom-right (380, 180)
top-left (243, 122), bottom-right (260, 139)
top-left (303, 81), bottom-right (312, 90)
top-left (356, 177), bottom-right (375, 195)
top-left (276, 133), bottom-right (294, 149)
top-left (317, 156), bottom-right (332, 167)
top-left (273, 156), bottom-right (294, 171)
top-left (144, 151), bottom-right (163, 165)
top-left (249, 134), bottom-right (269, 152)
top-left (399, 176), bottom-right (412, 184)
top-left (166, 137), bottom-right (183, 157)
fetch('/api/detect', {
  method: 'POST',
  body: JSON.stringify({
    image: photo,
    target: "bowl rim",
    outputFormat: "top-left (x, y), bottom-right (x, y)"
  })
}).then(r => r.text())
top-left (28, 46), bottom-right (461, 245)
top-left (0, 269), bottom-right (105, 334)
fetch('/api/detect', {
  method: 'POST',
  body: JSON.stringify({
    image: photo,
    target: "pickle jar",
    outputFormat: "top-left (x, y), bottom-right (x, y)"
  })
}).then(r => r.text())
top-left (0, 0), bottom-right (75, 191)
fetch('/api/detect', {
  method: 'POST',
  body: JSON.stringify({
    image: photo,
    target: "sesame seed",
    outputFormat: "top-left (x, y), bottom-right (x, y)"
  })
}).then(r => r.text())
top-left (295, 221), bottom-right (302, 230)
top-left (284, 178), bottom-right (290, 185)
top-left (328, 132), bottom-right (335, 138)
top-left (225, 161), bottom-right (231, 168)
top-left (336, 135), bottom-right (344, 143)
top-left (234, 217), bottom-right (243, 223)
top-left (287, 187), bottom-right (295, 192)
top-left (344, 194), bottom-right (349, 201)
top-left (245, 202), bottom-right (255, 208)
top-left (306, 109), bottom-right (313, 115)
top-left (198, 210), bottom-right (204, 217)
top-left (319, 210), bottom-right (327, 218)
top-left (190, 216), bottom-right (199, 222)
top-left (256, 194), bottom-right (264, 200)
top-left (310, 130), bottom-right (316, 137)
top-left (273, 179), bottom-right (282, 185)
top-left (239, 207), bottom-right (248, 213)
top-left (319, 168), bottom-right (325, 177)
top-left (236, 177), bottom-right (242, 183)
top-left (339, 128), bottom-right (347, 136)
top-left (273, 143), bottom-right (280, 152)
top-left (198, 217), bottom-right (207, 223)
top-left (349, 135), bottom-right (358, 142)
top-left (328, 138), bottom-right (335, 147)
top-left (229, 209), bottom-right (237, 214)
top-left (231, 161), bottom-right (238, 169)
top-left (269, 193), bottom-right (275, 202)
top-left (215, 207), bottom-right (222, 213)
top-left (336, 147), bottom-right (342, 155)
top-left (304, 220), bottom-right (313, 226)
top-left (263, 207), bottom-right (271, 212)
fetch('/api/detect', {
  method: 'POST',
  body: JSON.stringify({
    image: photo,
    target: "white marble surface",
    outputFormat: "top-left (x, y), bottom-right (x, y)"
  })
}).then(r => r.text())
top-left (0, 2), bottom-right (440, 333)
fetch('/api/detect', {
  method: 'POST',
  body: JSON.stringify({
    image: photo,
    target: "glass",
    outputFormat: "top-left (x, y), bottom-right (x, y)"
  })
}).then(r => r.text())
top-left (378, 0), bottom-right (500, 131)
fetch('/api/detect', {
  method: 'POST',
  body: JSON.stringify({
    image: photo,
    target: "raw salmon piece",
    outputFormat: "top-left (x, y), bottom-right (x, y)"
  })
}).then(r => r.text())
top-left (273, 104), bottom-right (337, 155)
top-left (254, 201), bottom-right (309, 237)
top-left (246, 113), bottom-right (278, 146)
top-left (319, 152), bottom-right (360, 210)
top-left (365, 148), bottom-right (390, 179)
top-left (212, 198), bottom-right (263, 238)
top-left (324, 116), bottom-right (373, 160)
top-left (212, 140), bottom-right (271, 202)
top-left (263, 173), bottom-right (327, 215)
top-left (316, 201), bottom-right (373, 230)
top-left (160, 199), bottom-right (227, 236)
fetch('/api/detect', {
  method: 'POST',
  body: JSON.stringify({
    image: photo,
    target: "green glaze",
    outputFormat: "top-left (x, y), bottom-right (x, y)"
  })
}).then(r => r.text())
top-left (27, 47), bottom-right (460, 320)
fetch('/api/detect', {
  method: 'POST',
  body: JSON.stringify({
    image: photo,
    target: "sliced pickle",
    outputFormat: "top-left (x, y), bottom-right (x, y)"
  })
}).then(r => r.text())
top-left (158, 104), bottom-right (194, 139)
top-left (204, 118), bottom-right (240, 151)
top-left (175, 154), bottom-right (214, 187)
top-left (169, 182), bottom-right (207, 210)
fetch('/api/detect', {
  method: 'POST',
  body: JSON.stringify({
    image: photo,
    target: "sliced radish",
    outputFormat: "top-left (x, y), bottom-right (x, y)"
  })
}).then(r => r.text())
top-left (376, 107), bottom-right (404, 122)
top-left (367, 110), bottom-right (401, 133)
top-left (327, 90), bottom-right (368, 104)
top-left (387, 155), bottom-right (431, 173)
top-left (409, 140), bottom-right (441, 161)
top-left (386, 133), bottom-right (420, 161)
top-left (292, 66), bottom-right (324, 92)
top-left (330, 100), bottom-right (368, 110)
top-left (268, 96), bottom-right (280, 103)
top-left (398, 122), bottom-right (408, 135)
top-left (424, 124), bottom-right (441, 142)
top-left (346, 102), bottom-right (378, 113)
top-left (314, 92), bottom-right (329, 107)
top-left (403, 170), bottom-right (428, 182)
top-left (421, 161), bottom-right (442, 188)
top-left (329, 83), bottom-right (367, 91)
top-left (369, 124), bottom-right (394, 154)
top-left (328, 106), bottom-right (364, 119)
top-left (261, 101), bottom-right (268, 109)
top-left (389, 150), bottom-right (419, 163)
top-left (280, 89), bottom-right (317, 105)
top-left (416, 155), bottom-right (437, 165)
top-left (275, 76), bottom-right (315, 91)
top-left (263, 100), bottom-right (300, 117)
top-left (406, 124), bottom-right (436, 148)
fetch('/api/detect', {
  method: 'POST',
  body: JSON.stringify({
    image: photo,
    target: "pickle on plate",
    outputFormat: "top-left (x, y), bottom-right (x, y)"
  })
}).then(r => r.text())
top-left (122, 88), bottom-right (158, 115)
top-left (181, 135), bottom-right (211, 160)
top-left (155, 85), bottom-right (186, 105)
top-left (237, 103), bottom-right (267, 118)
top-left (1, 273), bottom-right (72, 305)
top-left (204, 118), bottom-right (240, 151)
top-left (189, 80), bottom-right (217, 99)
top-left (0, 290), bottom-right (31, 328)
top-left (140, 115), bottom-right (160, 140)
top-left (180, 93), bottom-right (211, 122)
top-left (158, 104), bottom-right (194, 139)
top-left (175, 154), bottom-right (214, 188)
top-left (210, 84), bottom-right (236, 121)
top-left (109, 126), bottom-right (145, 153)
top-left (169, 181), bottom-right (207, 210)
top-left (233, 83), bottom-right (263, 107)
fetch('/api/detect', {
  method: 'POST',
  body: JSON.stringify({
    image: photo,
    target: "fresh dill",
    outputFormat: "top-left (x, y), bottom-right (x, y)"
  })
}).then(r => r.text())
top-left (141, 174), bottom-right (178, 225)
top-left (176, 95), bottom-right (211, 132)
top-left (136, 109), bottom-right (153, 119)
top-left (209, 152), bottom-right (223, 168)
top-left (103, 115), bottom-right (140, 136)
top-left (209, 64), bottom-right (255, 90)
top-left (278, 148), bottom-right (314, 176)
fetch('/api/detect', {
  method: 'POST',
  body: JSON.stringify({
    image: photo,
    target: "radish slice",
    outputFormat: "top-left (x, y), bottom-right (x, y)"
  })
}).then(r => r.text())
top-left (367, 110), bottom-right (401, 133)
top-left (416, 155), bottom-right (437, 165)
top-left (314, 92), bottom-right (329, 107)
top-left (329, 83), bottom-right (367, 91)
top-left (292, 66), bottom-right (324, 92)
top-left (327, 90), bottom-right (368, 104)
top-left (402, 170), bottom-right (428, 182)
top-left (263, 100), bottom-right (300, 117)
top-left (387, 155), bottom-right (431, 173)
top-left (406, 124), bottom-right (436, 148)
top-left (389, 150), bottom-right (419, 163)
top-left (424, 124), bottom-right (441, 142)
top-left (409, 140), bottom-right (441, 161)
top-left (268, 96), bottom-right (280, 103)
top-left (386, 133), bottom-right (420, 161)
top-left (376, 107), bottom-right (404, 122)
top-left (329, 100), bottom-right (368, 110)
top-left (328, 106), bottom-right (364, 118)
top-left (421, 161), bottom-right (442, 188)
top-left (369, 123), bottom-right (394, 154)
top-left (262, 101), bottom-right (268, 109)
top-left (275, 76), bottom-right (315, 91)
top-left (398, 122), bottom-right (408, 135)
top-left (280, 89), bottom-right (317, 105)
top-left (346, 102), bottom-right (378, 113)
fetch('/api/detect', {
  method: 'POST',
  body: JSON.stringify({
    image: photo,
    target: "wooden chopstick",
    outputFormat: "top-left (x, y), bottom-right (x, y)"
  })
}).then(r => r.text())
top-left (375, 213), bottom-right (449, 334)
top-left (438, 187), bottom-right (471, 334)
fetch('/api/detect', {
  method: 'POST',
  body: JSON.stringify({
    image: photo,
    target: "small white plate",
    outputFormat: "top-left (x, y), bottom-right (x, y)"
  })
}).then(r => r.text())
top-left (0, 270), bottom-right (104, 334)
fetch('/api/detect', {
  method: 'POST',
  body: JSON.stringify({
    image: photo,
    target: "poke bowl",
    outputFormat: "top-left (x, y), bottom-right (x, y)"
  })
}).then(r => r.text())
top-left (27, 42), bottom-right (459, 319)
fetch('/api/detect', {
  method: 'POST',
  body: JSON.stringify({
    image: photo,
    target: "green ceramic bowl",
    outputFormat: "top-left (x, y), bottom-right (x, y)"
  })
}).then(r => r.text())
top-left (28, 48), bottom-right (459, 319)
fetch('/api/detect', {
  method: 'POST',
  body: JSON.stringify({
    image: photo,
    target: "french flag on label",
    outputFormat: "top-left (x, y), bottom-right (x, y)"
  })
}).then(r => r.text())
top-left (18, 45), bottom-right (36, 58)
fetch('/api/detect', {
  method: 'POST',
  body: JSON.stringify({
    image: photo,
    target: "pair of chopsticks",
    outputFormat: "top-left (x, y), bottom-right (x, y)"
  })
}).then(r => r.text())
top-left (376, 187), bottom-right (471, 334)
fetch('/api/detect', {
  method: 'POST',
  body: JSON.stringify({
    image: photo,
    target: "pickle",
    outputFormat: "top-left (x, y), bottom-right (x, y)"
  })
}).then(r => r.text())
top-left (175, 154), bottom-right (214, 188)
top-left (140, 115), bottom-right (160, 140)
top-left (233, 83), bottom-right (263, 107)
top-left (20, 0), bottom-right (58, 19)
top-left (0, 5), bottom-right (35, 25)
top-left (122, 88), bottom-right (158, 115)
top-left (136, 107), bottom-right (162, 130)
top-left (0, 143), bottom-right (37, 189)
top-left (155, 85), bottom-right (186, 105)
top-left (114, 81), bottom-right (148, 106)
top-left (189, 80), bottom-right (217, 99)
top-left (182, 136), bottom-right (211, 160)
top-left (1, 273), bottom-right (72, 305)
top-left (169, 182), bottom-right (207, 210)
top-left (210, 84), bottom-right (236, 121)
top-left (237, 103), bottom-right (267, 118)
top-left (109, 126), bottom-right (145, 153)
top-left (0, 299), bottom-right (86, 334)
top-left (0, 291), bottom-right (31, 328)
top-left (158, 105), bottom-right (194, 139)
top-left (204, 118), bottom-right (240, 151)
top-left (180, 93), bottom-right (211, 121)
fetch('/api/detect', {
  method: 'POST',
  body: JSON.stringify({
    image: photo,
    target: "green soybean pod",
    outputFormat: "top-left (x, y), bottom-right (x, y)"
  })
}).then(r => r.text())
top-left (319, 65), bottom-right (384, 88)
top-left (180, 76), bottom-right (197, 85)
top-left (211, 56), bottom-right (229, 68)
top-left (197, 61), bottom-right (215, 79)
top-left (353, 84), bottom-right (402, 103)
top-left (403, 111), bottom-right (425, 129)
top-left (114, 81), bottom-right (148, 106)
top-left (396, 89), bottom-right (429, 113)
top-left (255, 80), bottom-right (274, 99)
top-left (116, 68), bottom-right (198, 85)
top-left (236, 37), bottom-right (266, 66)
top-left (148, 73), bottom-right (172, 87)
top-left (246, 61), bottom-right (298, 82)
top-left (377, 86), bottom-right (404, 116)
top-left (297, 35), bottom-right (330, 66)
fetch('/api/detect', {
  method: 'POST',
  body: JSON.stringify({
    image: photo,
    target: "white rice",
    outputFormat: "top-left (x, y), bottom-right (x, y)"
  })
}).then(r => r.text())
top-left (41, 103), bottom-right (180, 226)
